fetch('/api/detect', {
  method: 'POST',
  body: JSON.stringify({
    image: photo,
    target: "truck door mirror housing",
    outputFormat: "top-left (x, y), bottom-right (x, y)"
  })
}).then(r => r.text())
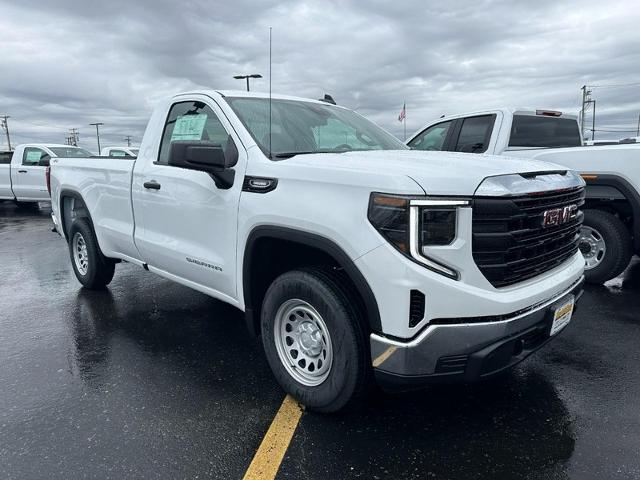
top-left (168, 136), bottom-right (238, 190)
top-left (38, 155), bottom-right (51, 167)
top-left (168, 138), bottom-right (238, 189)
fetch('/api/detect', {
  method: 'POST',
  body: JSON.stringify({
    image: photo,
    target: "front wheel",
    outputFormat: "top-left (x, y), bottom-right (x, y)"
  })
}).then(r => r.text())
top-left (579, 209), bottom-right (632, 284)
top-left (261, 268), bottom-right (369, 413)
top-left (68, 219), bottom-right (115, 289)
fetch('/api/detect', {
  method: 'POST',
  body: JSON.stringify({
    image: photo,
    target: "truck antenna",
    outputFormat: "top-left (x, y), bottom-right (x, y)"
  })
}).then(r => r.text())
top-left (269, 26), bottom-right (273, 159)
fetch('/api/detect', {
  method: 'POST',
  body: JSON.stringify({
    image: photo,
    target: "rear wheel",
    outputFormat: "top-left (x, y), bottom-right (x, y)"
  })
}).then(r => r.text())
top-left (580, 209), bottom-right (632, 284)
top-left (68, 219), bottom-right (115, 289)
top-left (261, 268), bottom-right (369, 413)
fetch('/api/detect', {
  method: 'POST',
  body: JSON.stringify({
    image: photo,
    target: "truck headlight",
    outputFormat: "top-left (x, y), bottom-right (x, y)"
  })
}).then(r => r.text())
top-left (368, 194), bottom-right (469, 279)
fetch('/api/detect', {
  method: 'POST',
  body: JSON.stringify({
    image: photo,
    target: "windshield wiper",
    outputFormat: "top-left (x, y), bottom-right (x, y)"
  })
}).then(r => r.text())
top-left (273, 150), bottom-right (336, 159)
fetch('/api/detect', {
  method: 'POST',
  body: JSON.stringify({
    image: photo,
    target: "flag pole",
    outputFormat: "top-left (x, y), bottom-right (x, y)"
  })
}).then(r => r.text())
top-left (403, 100), bottom-right (407, 141)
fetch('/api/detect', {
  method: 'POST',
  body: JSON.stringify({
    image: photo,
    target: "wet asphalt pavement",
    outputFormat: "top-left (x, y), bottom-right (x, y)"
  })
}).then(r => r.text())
top-left (1, 202), bottom-right (639, 480)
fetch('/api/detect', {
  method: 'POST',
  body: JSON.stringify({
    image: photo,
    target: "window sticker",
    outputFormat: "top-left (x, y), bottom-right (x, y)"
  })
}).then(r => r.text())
top-left (25, 150), bottom-right (42, 163)
top-left (171, 114), bottom-right (208, 141)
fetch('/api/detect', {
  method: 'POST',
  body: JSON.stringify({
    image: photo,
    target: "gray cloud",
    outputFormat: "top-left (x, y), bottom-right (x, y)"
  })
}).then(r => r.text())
top-left (0, 0), bottom-right (639, 151)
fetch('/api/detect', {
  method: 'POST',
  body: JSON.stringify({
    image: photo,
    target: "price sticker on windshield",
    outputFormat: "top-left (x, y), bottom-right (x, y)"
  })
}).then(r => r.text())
top-left (171, 114), bottom-right (208, 141)
top-left (25, 150), bottom-right (43, 163)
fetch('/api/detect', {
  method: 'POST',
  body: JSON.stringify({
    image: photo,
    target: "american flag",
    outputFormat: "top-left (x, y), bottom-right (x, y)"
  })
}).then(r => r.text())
top-left (398, 102), bottom-right (406, 122)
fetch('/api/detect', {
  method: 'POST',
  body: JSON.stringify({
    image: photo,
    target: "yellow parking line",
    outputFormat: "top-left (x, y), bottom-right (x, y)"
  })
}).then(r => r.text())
top-left (372, 346), bottom-right (397, 367)
top-left (242, 394), bottom-right (304, 480)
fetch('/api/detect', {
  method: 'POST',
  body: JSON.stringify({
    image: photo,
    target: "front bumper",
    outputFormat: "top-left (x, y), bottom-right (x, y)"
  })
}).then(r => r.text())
top-left (371, 276), bottom-right (584, 389)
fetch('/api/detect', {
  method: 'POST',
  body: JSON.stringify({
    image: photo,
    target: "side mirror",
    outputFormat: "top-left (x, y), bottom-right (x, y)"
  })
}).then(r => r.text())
top-left (168, 138), bottom-right (238, 189)
top-left (38, 155), bottom-right (51, 167)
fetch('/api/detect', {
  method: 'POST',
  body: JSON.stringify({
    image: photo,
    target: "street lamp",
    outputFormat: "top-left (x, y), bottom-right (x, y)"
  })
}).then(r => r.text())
top-left (233, 74), bottom-right (262, 92)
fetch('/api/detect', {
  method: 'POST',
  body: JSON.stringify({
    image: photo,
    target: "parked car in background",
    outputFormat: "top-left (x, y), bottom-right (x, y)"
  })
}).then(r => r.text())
top-left (101, 146), bottom-right (139, 157)
top-left (49, 90), bottom-right (585, 412)
top-left (407, 108), bottom-right (640, 284)
top-left (0, 144), bottom-right (92, 205)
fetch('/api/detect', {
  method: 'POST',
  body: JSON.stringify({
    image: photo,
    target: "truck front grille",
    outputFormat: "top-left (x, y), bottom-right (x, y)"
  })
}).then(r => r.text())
top-left (472, 187), bottom-right (585, 288)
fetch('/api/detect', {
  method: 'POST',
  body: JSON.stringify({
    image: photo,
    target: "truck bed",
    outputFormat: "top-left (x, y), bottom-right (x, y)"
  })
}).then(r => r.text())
top-left (51, 156), bottom-right (140, 262)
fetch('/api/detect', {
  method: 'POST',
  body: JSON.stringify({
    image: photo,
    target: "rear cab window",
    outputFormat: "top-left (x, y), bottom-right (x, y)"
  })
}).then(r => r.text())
top-left (0, 152), bottom-right (12, 164)
top-left (509, 115), bottom-right (582, 148)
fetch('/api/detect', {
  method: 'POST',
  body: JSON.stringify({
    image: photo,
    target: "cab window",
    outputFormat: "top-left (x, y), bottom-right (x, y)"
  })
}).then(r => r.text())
top-left (0, 152), bottom-right (12, 164)
top-left (109, 150), bottom-right (128, 157)
top-left (22, 147), bottom-right (48, 166)
top-left (453, 115), bottom-right (495, 153)
top-left (408, 121), bottom-right (453, 151)
top-left (158, 101), bottom-right (229, 165)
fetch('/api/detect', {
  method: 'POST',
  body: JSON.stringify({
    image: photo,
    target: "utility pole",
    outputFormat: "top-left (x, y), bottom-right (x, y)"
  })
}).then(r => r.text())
top-left (89, 122), bottom-right (103, 153)
top-left (636, 113), bottom-right (639, 137)
top-left (580, 85), bottom-right (586, 137)
top-left (591, 99), bottom-right (596, 141)
top-left (1, 115), bottom-right (12, 150)
top-left (124, 135), bottom-right (132, 147)
top-left (69, 128), bottom-right (79, 146)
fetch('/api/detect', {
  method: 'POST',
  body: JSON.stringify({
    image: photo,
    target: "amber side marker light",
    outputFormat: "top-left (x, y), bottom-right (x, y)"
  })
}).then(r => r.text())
top-left (581, 174), bottom-right (598, 181)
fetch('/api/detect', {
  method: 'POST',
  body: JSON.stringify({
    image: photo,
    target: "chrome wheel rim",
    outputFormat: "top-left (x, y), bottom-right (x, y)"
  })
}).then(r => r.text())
top-left (579, 225), bottom-right (606, 270)
top-left (73, 232), bottom-right (89, 275)
top-left (273, 299), bottom-right (333, 386)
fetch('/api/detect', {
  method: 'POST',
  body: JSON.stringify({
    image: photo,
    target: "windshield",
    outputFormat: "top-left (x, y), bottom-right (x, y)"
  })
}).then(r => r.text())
top-left (225, 97), bottom-right (406, 158)
top-left (49, 147), bottom-right (93, 157)
top-left (130, 148), bottom-right (139, 155)
top-left (509, 115), bottom-right (582, 148)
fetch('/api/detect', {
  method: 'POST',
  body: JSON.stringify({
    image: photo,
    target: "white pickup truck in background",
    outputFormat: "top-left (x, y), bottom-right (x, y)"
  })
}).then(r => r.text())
top-left (0, 144), bottom-right (92, 205)
top-left (408, 108), bottom-right (640, 284)
top-left (101, 146), bottom-right (139, 157)
top-left (49, 91), bottom-right (585, 411)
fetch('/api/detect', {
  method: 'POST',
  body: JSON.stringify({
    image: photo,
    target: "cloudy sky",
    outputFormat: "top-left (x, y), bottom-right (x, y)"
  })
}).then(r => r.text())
top-left (1, 0), bottom-right (639, 151)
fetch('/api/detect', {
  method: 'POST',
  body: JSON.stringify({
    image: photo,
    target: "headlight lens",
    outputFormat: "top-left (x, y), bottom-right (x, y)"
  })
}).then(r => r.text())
top-left (368, 193), bottom-right (468, 279)
top-left (367, 194), bottom-right (410, 253)
top-left (420, 208), bottom-right (456, 246)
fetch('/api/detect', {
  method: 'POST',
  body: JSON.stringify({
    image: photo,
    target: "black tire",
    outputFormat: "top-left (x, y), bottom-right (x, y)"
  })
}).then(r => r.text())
top-left (261, 267), bottom-right (369, 413)
top-left (581, 209), bottom-right (632, 284)
top-left (68, 219), bottom-right (115, 289)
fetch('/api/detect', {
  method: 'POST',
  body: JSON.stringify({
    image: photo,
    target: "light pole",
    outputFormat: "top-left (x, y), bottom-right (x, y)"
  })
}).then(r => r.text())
top-left (233, 74), bottom-right (262, 92)
top-left (90, 122), bottom-right (104, 153)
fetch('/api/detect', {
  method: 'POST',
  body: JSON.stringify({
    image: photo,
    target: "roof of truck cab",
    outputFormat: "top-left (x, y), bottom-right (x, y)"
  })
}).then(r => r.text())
top-left (437, 108), bottom-right (578, 121)
top-left (174, 90), bottom-right (343, 107)
top-left (17, 143), bottom-right (82, 148)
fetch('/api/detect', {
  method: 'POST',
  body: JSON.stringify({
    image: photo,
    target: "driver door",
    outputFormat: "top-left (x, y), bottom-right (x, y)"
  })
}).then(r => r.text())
top-left (132, 96), bottom-right (247, 301)
top-left (13, 147), bottom-right (50, 200)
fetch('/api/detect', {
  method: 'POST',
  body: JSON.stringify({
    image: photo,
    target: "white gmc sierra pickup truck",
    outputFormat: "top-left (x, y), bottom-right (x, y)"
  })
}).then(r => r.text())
top-left (0, 144), bottom-right (92, 205)
top-left (407, 108), bottom-right (640, 284)
top-left (50, 91), bottom-right (585, 412)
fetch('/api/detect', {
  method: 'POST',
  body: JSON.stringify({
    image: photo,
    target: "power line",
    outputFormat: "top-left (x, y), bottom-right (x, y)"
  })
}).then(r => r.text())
top-left (588, 82), bottom-right (640, 89)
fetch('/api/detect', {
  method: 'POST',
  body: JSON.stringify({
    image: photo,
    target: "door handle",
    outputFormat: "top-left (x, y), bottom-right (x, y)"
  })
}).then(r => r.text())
top-left (18, 170), bottom-right (27, 173)
top-left (143, 180), bottom-right (161, 190)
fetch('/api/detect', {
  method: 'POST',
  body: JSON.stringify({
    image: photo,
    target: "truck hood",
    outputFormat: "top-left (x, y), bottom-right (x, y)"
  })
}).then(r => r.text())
top-left (284, 150), bottom-right (570, 196)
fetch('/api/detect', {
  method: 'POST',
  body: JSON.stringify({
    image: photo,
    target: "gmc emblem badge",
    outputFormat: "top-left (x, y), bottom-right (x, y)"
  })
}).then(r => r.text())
top-left (542, 204), bottom-right (578, 227)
